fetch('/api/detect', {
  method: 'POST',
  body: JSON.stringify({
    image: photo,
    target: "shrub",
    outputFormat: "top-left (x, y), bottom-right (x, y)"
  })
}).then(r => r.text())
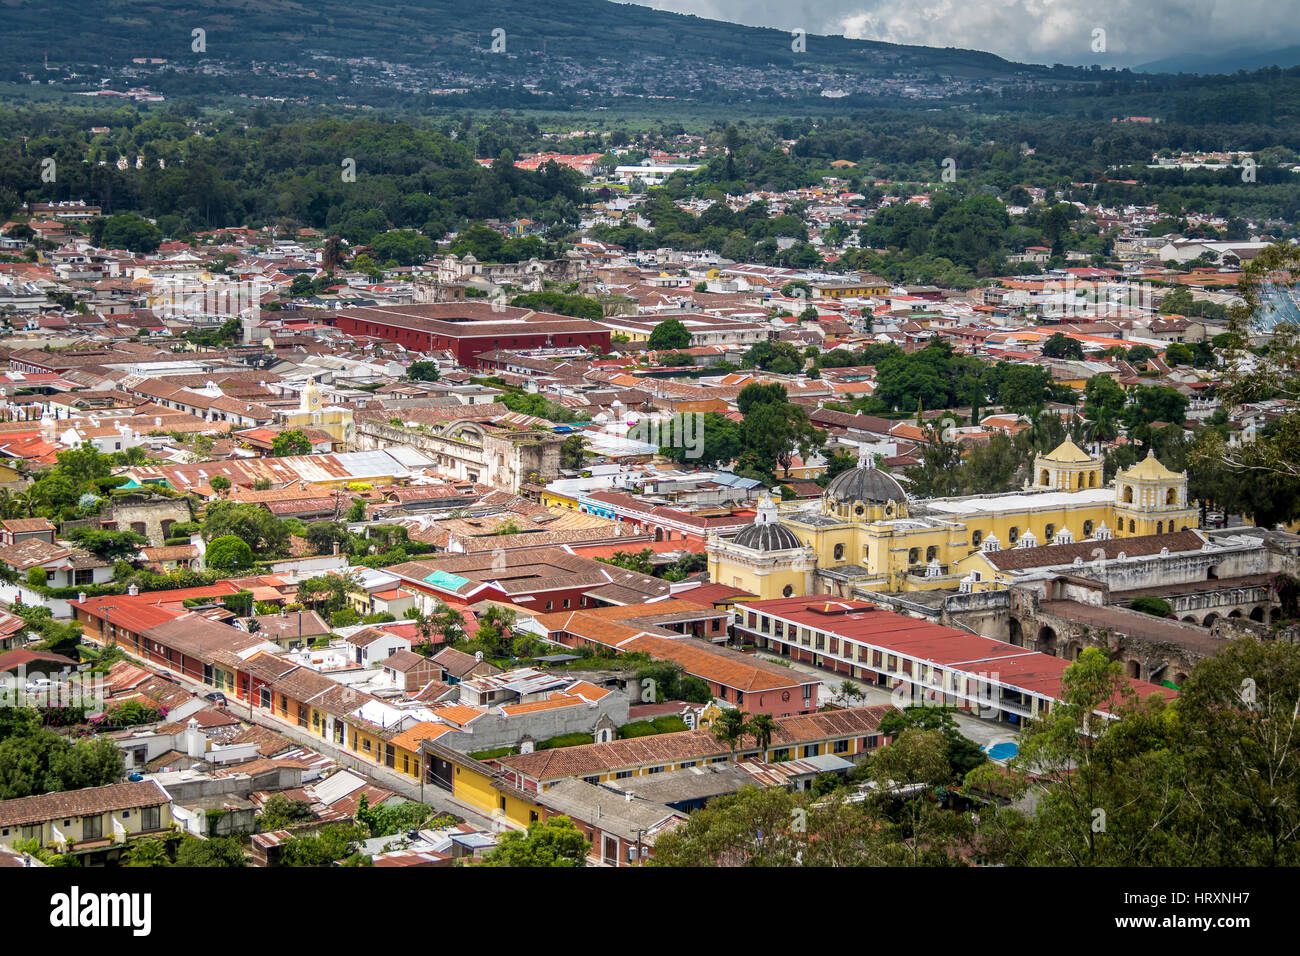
top-left (206, 535), bottom-right (254, 572)
top-left (331, 608), bottom-right (361, 628)
top-left (1129, 596), bottom-right (1173, 618)
top-left (537, 732), bottom-right (596, 750)
top-left (27, 567), bottom-right (47, 588)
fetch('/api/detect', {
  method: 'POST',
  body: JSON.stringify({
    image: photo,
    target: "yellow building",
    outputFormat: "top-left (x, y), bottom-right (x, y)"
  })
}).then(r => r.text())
top-left (1113, 450), bottom-right (1198, 537)
top-left (708, 440), bottom-right (1196, 599)
top-left (281, 380), bottom-right (355, 446)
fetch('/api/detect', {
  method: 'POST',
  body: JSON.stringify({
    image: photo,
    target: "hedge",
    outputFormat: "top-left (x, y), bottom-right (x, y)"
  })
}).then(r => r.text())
top-left (618, 715), bottom-right (690, 739)
top-left (468, 746), bottom-right (520, 761)
top-left (537, 732), bottom-right (597, 750)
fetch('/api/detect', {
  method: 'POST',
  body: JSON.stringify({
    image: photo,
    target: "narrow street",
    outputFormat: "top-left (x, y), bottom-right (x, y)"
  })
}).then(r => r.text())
top-left (119, 656), bottom-right (505, 832)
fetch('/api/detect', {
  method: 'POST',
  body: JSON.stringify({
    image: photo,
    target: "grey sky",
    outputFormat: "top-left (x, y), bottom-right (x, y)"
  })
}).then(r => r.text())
top-left (622, 0), bottom-right (1296, 67)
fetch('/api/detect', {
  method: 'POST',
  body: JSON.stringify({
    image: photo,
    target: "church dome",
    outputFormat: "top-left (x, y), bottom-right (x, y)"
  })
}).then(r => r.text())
top-left (825, 451), bottom-right (905, 505)
top-left (733, 497), bottom-right (803, 552)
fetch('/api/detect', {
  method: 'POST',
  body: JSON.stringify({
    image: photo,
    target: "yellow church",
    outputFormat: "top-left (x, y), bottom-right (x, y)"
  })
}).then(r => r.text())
top-left (281, 379), bottom-right (356, 446)
top-left (707, 440), bottom-right (1197, 599)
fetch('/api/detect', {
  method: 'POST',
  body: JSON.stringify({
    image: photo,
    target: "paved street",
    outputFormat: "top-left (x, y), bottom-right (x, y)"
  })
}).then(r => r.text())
top-left (124, 660), bottom-right (505, 831)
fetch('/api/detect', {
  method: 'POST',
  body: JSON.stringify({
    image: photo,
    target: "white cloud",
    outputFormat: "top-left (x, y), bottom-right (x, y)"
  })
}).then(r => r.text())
top-left (625, 0), bottom-right (1299, 67)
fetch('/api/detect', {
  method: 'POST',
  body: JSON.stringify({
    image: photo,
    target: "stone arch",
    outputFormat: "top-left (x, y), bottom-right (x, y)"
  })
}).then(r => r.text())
top-left (1126, 660), bottom-right (1141, 679)
top-left (1037, 625), bottom-right (1058, 656)
top-left (1007, 618), bottom-right (1023, 647)
top-left (1181, 615), bottom-right (1198, 624)
top-left (1173, 672), bottom-right (1189, 687)
top-left (1203, 612), bottom-right (1218, 627)
top-left (1065, 640), bottom-right (1083, 660)
top-left (1228, 609), bottom-right (1243, 619)
top-left (1249, 606), bottom-right (1266, 622)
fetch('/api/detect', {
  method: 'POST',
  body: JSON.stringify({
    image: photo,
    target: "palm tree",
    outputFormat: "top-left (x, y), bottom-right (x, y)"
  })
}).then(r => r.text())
top-left (838, 680), bottom-right (862, 705)
top-left (712, 708), bottom-right (750, 759)
top-left (748, 713), bottom-right (778, 758)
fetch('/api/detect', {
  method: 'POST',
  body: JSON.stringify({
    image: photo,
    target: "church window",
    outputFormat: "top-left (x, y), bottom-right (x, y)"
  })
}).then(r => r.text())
top-left (971, 530), bottom-right (983, 548)
top-left (908, 548), bottom-right (920, 564)
top-left (1128, 519), bottom-right (1136, 533)
top-left (1044, 524), bottom-right (1055, 540)
top-left (1008, 527), bottom-right (1020, 544)
top-left (1083, 520), bottom-right (1094, 536)
top-left (1165, 488), bottom-right (1176, 505)
top-left (833, 543), bottom-right (845, 561)
top-left (1123, 486), bottom-right (1134, 503)
top-left (1040, 469), bottom-right (1050, 485)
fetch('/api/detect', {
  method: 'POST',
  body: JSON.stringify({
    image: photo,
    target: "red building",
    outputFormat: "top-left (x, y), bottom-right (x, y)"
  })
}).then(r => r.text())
top-left (330, 303), bottom-right (610, 367)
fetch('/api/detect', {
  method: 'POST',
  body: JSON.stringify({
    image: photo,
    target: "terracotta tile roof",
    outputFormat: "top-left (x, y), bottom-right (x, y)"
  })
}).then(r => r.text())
top-left (0, 780), bottom-right (170, 828)
top-left (984, 530), bottom-right (1203, 571)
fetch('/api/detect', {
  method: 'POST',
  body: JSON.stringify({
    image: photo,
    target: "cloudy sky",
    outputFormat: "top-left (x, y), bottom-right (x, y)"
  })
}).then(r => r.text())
top-left (623, 0), bottom-right (1297, 68)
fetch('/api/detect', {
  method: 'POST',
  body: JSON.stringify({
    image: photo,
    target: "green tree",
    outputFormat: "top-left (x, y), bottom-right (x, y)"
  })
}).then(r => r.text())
top-left (407, 361), bottom-right (441, 382)
top-left (646, 318), bottom-right (691, 350)
top-left (1041, 332), bottom-right (1084, 360)
top-left (712, 708), bottom-right (751, 758)
top-left (170, 837), bottom-right (245, 868)
top-left (748, 713), bottom-right (778, 754)
top-left (272, 430), bottom-right (312, 457)
top-left (202, 501), bottom-right (290, 556)
top-left (478, 815), bottom-right (589, 867)
top-left (205, 535), bottom-right (255, 573)
top-left (258, 794), bottom-right (316, 830)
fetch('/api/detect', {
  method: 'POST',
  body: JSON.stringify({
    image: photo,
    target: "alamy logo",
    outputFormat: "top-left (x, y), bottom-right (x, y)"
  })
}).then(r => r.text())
top-left (50, 887), bottom-right (152, 936)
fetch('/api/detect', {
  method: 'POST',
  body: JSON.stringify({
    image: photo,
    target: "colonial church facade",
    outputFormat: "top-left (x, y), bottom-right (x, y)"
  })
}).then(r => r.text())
top-left (707, 440), bottom-right (1197, 600)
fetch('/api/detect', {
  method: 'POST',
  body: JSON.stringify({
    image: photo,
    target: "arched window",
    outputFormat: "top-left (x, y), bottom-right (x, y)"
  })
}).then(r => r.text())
top-left (1008, 526), bottom-right (1020, 544)
top-left (925, 545), bottom-right (938, 562)
top-left (1078, 474), bottom-right (1085, 489)
top-left (854, 504), bottom-right (865, 517)
top-left (1083, 519), bottom-right (1094, 536)
top-left (1128, 519), bottom-right (1136, 533)
top-left (1165, 488), bottom-right (1176, 505)
top-left (1156, 521), bottom-right (1164, 534)
top-left (1040, 469), bottom-right (1050, 485)
top-left (908, 548), bottom-right (920, 564)
top-left (1044, 523), bottom-right (1056, 540)
top-left (1123, 485), bottom-right (1134, 503)
top-left (971, 530), bottom-right (983, 548)
top-left (1089, 471), bottom-right (1097, 487)
top-left (885, 504), bottom-right (894, 517)
top-left (862, 545), bottom-right (869, 561)
top-left (833, 543), bottom-right (845, 561)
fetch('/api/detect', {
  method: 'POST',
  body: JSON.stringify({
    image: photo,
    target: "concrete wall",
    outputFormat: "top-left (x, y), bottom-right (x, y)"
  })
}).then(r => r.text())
top-left (437, 690), bottom-right (630, 753)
